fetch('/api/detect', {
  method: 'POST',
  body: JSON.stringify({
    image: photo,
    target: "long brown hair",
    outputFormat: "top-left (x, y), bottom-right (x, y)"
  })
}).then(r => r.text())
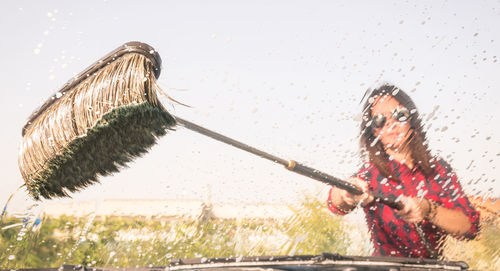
top-left (359, 84), bottom-right (434, 178)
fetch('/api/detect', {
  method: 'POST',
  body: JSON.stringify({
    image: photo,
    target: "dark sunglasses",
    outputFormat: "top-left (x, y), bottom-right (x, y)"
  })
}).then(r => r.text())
top-left (371, 107), bottom-right (411, 129)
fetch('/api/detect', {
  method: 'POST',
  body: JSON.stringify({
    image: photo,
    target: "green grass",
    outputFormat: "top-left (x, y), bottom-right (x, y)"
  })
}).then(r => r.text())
top-left (0, 197), bottom-right (348, 268)
top-left (1, 197), bottom-right (498, 270)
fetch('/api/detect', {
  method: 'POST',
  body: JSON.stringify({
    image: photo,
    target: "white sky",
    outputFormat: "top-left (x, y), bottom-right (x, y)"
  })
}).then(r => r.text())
top-left (1, 0), bottom-right (499, 212)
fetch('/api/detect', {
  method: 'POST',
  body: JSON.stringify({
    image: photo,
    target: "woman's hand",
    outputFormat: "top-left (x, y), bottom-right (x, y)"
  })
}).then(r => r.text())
top-left (397, 196), bottom-right (474, 237)
top-left (330, 177), bottom-right (374, 213)
top-left (397, 196), bottom-right (430, 223)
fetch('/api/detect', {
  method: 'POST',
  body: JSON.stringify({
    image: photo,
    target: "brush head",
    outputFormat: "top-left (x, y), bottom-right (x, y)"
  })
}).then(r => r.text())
top-left (19, 42), bottom-right (176, 200)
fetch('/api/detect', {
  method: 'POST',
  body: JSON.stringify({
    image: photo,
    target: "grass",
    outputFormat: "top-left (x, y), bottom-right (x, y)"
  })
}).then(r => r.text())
top-left (1, 197), bottom-right (498, 270)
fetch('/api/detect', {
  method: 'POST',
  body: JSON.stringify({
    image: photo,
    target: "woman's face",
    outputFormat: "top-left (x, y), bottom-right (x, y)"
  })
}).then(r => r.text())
top-left (371, 95), bottom-right (412, 151)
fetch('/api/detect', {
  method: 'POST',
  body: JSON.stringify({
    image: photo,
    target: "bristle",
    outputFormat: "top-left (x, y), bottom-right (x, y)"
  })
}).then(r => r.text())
top-left (19, 53), bottom-right (176, 199)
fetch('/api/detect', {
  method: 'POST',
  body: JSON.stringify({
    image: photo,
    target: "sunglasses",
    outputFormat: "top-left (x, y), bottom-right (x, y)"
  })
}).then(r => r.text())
top-left (371, 107), bottom-right (411, 129)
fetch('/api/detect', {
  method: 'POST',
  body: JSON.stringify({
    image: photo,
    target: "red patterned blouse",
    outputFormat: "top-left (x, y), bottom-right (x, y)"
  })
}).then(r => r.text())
top-left (327, 158), bottom-right (480, 258)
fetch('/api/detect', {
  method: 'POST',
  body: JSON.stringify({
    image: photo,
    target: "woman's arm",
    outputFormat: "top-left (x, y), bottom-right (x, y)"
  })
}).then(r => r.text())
top-left (397, 197), bottom-right (473, 237)
top-left (428, 201), bottom-right (472, 237)
top-left (398, 159), bottom-right (480, 239)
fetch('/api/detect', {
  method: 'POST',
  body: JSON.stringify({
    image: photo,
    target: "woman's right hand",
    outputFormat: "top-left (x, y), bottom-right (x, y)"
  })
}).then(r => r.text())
top-left (330, 177), bottom-right (373, 213)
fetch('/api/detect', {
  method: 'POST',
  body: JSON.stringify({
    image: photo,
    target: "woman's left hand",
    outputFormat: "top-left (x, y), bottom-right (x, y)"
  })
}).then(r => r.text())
top-left (397, 196), bottom-right (430, 223)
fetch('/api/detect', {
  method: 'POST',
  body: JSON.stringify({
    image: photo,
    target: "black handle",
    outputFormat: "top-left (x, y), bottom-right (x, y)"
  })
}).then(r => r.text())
top-left (372, 193), bottom-right (404, 210)
top-left (287, 161), bottom-right (363, 195)
top-left (175, 117), bottom-right (404, 210)
top-left (289, 161), bottom-right (403, 210)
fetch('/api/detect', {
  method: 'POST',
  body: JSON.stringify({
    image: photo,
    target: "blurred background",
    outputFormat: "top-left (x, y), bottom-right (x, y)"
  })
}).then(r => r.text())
top-left (0, 0), bottom-right (499, 268)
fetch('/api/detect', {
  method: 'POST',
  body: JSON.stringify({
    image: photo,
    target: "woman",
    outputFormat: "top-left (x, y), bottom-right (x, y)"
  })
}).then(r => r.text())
top-left (327, 84), bottom-right (480, 258)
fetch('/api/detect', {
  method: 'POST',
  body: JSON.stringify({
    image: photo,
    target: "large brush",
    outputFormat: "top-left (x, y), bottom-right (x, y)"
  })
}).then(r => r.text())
top-left (19, 42), bottom-right (402, 211)
top-left (20, 42), bottom-right (176, 199)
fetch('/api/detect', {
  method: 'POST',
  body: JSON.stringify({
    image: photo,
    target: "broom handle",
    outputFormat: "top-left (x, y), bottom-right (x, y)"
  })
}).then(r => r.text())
top-left (174, 116), bottom-right (403, 211)
top-left (175, 117), bottom-right (438, 257)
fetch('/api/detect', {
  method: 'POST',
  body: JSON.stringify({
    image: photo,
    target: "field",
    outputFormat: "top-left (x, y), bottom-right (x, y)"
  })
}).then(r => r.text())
top-left (1, 197), bottom-right (499, 270)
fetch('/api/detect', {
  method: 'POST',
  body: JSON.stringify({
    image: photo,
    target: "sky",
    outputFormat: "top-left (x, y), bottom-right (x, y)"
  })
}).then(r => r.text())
top-left (1, 0), bottom-right (499, 213)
